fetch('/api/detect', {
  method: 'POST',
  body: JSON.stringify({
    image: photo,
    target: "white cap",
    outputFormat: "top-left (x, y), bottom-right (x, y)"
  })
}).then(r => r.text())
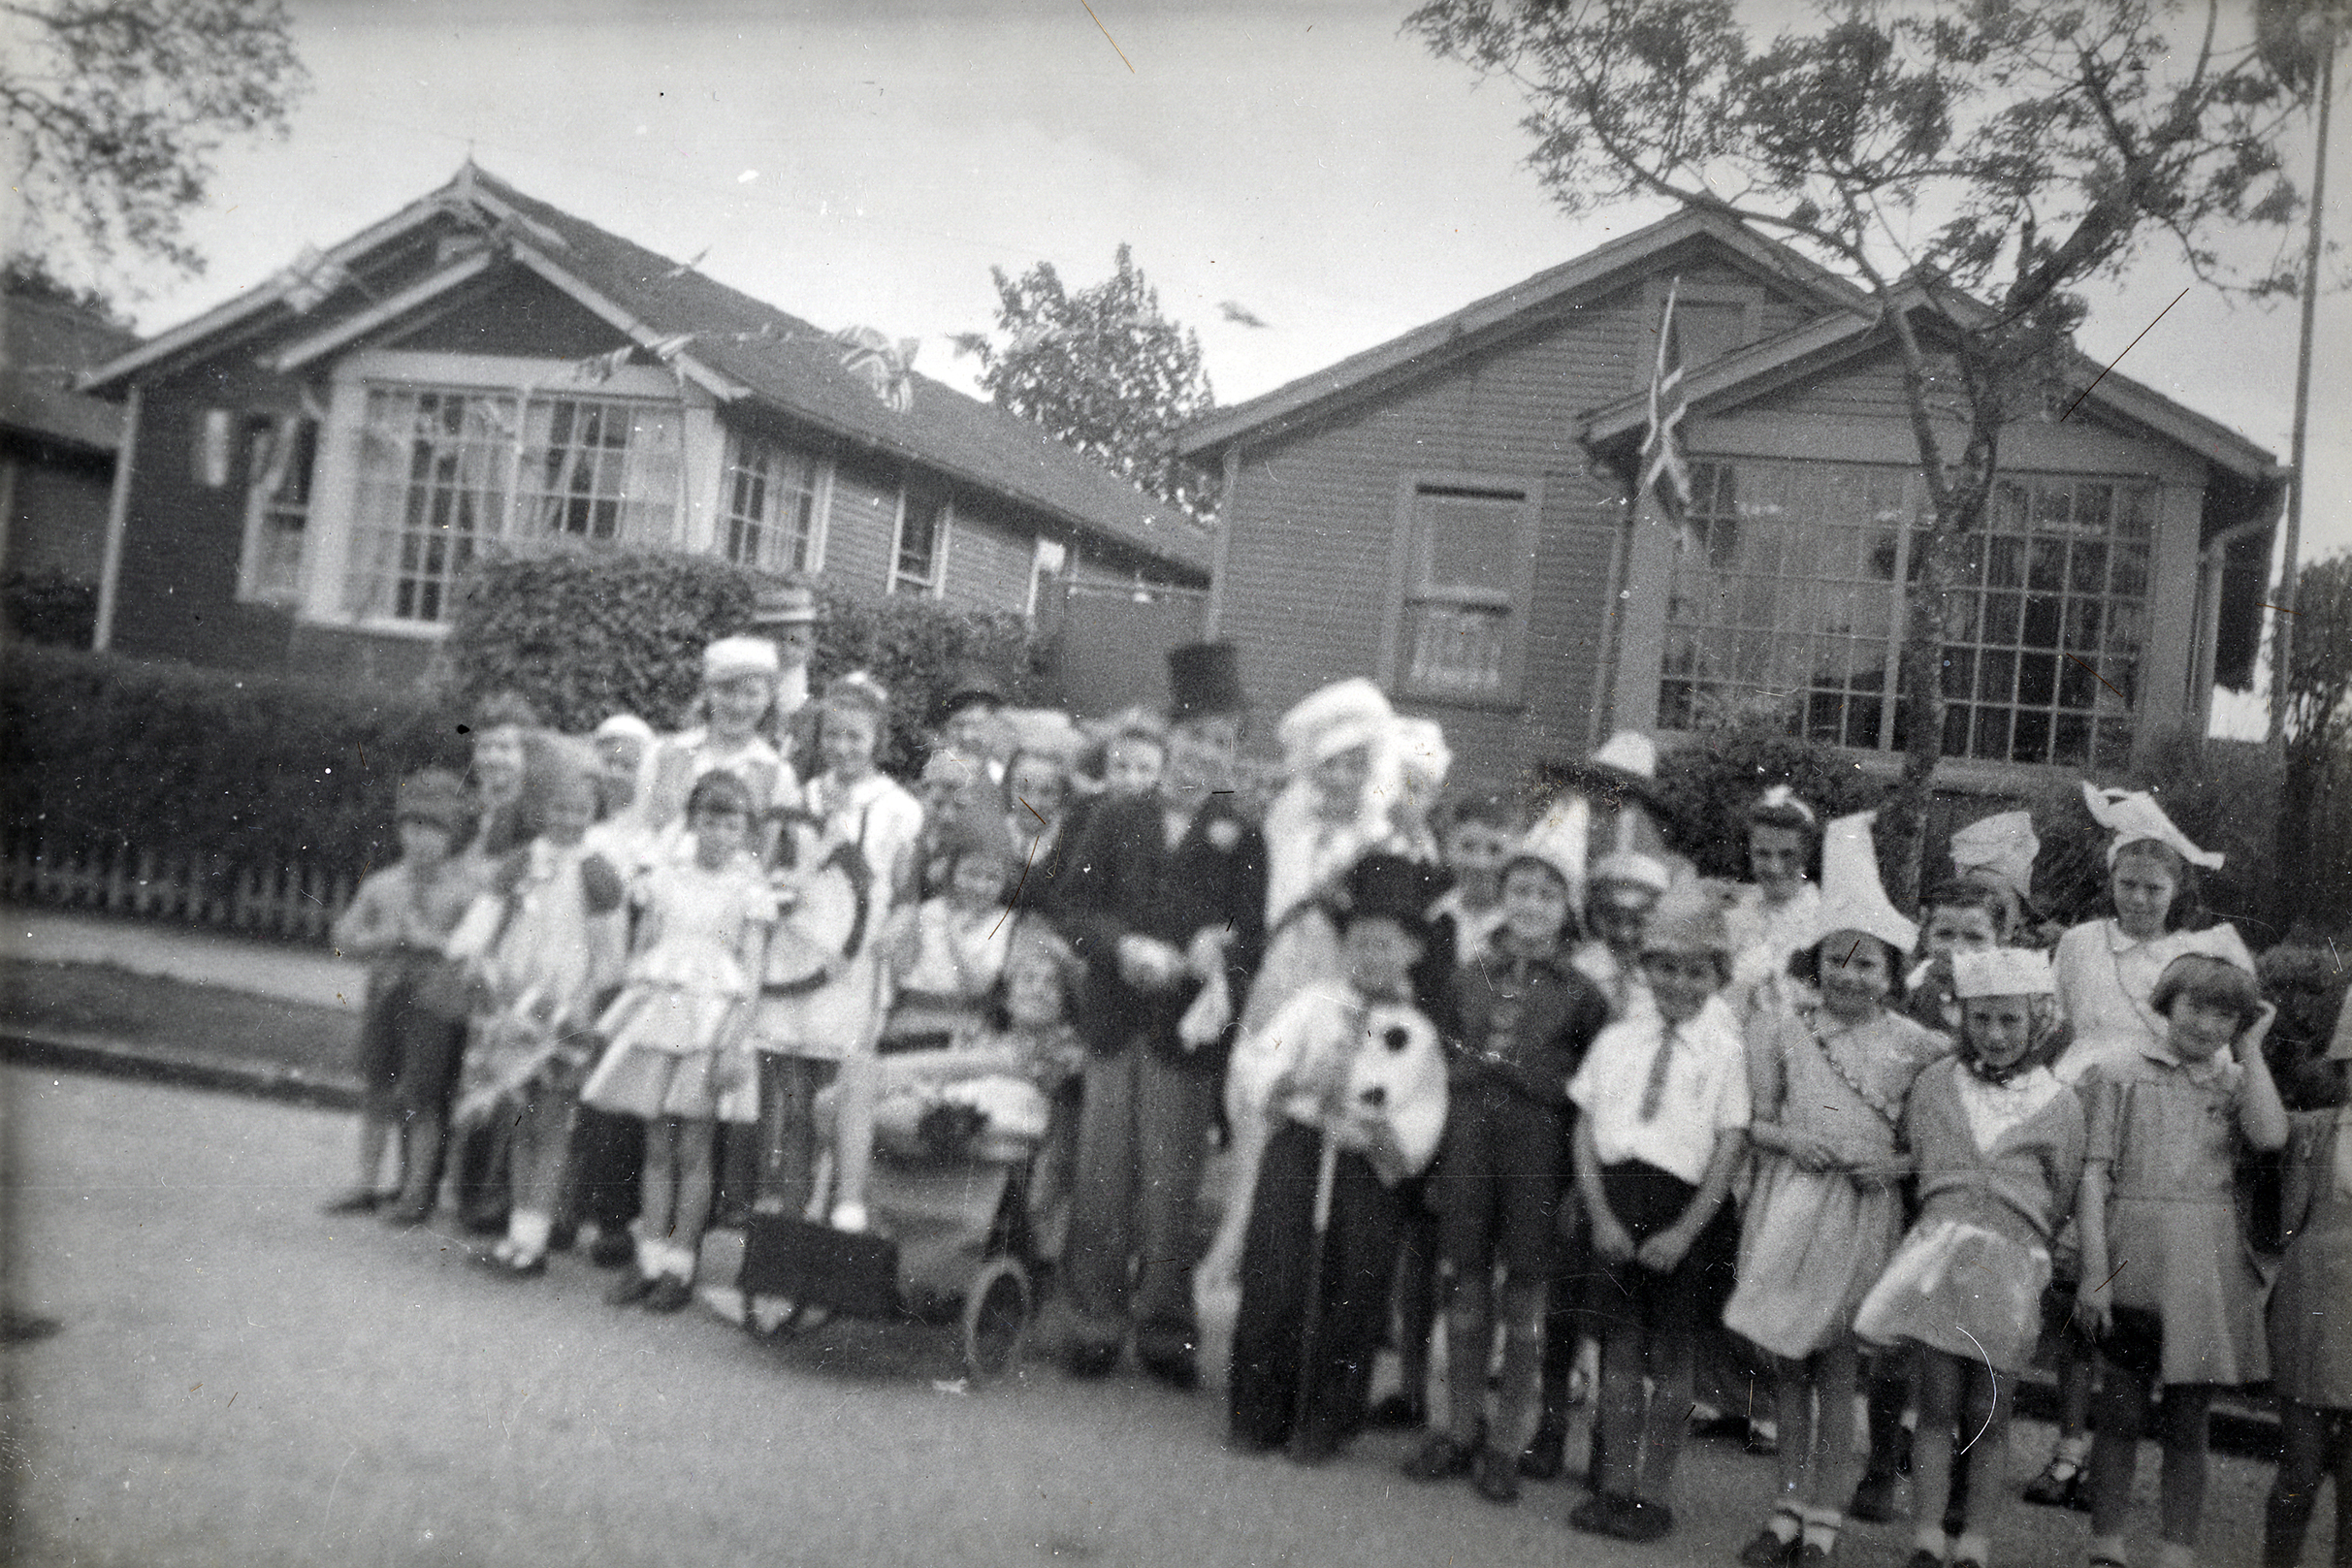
top-left (1949, 809), bottom-right (2040, 899)
top-left (1589, 730), bottom-right (1658, 780)
top-left (1951, 946), bottom-right (2057, 1000)
top-left (594, 713), bottom-right (656, 745)
top-left (1804, 811), bottom-right (1917, 955)
top-left (2081, 782), bottom-right (2222, 870)
top-left (703, 635), bottom-right (781, 682)
top-left (1276, 678), bottom-right (1394, 773)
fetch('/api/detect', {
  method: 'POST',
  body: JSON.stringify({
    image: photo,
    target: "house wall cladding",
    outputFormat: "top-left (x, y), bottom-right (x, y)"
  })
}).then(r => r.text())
top-left (823, 458), bottom-right (899, 592)
top-left (112, 368), bottom-right (308, 671)
top-left (392, 276), bottom-right (634, 361)
top-left (1218, 282), bottom-right (1694, 786)
top-left (4, 452), bottom-right (113, 581)
top-left (943, 497), bottom-right (1037, 611)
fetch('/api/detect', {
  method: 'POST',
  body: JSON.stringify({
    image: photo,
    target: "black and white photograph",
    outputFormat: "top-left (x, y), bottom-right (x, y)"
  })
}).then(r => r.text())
top-left (3, 1), bottom-right (2349, 1564)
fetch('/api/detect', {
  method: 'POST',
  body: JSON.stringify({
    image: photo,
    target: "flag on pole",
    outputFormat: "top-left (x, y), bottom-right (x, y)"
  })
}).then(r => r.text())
top-left (1639, 276), bottom-right (1692, 522)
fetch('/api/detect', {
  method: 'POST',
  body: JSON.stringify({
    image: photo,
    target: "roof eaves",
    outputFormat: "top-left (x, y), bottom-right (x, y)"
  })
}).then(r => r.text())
top-left (267, 248), bottom-right (502, 373)
top-left (76, 184), bottom-right (466, 396)
top-left (1177, 207), bottom-right (1871, 458)
top-left (503, 244), bottom-right (750, 403)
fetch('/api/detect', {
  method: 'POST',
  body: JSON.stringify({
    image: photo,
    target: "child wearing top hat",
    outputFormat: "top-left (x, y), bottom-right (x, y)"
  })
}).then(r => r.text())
top-left (1048, 641), bottom-right (1268, 1389)
top-left (1727, 813), bottom-right (1949, 1568)
top-left (1567, 881), bottom-right (1751, 1543)
top-left (324, 770), bottom-right (482, 1223)
top-left (1401, 798), bottom-right (1613, 1506)
top-left (1226, 851), bottom-right (1450, 1463)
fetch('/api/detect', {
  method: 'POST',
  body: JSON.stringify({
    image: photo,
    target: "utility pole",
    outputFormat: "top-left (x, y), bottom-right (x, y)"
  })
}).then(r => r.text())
top-left (2271, 13), bottom-right (2341, 740)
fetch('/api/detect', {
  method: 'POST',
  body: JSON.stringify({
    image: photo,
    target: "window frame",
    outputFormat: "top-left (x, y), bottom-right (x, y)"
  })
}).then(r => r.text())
top-left (235, 410), bottom-right (319, 607)
top-left (1380, 471), bottom-right (1543, 709)
top-left (719, 426), bottom-right (831, 574)
top-left (887, 486), bottom-right (950, 597)
top-left (1653, 455), bottom-right (2160, 771)
top-left (318, 352), bottom-right (688, 632)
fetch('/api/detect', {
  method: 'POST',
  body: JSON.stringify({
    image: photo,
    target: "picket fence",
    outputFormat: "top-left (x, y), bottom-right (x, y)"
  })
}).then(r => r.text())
top-left (0, 831), bottom-right (354, 944)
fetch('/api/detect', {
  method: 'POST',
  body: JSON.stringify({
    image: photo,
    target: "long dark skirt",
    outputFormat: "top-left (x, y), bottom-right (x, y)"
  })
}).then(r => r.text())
top-left (1229, 1119), bottom-right (1410, 1452)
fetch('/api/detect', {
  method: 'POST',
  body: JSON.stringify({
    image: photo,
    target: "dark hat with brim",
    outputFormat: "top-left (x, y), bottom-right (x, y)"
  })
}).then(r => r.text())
top-left (1338, 851), bottom-right (1448, 943)
top-left (1167, 641), bottom-right (1248, 722)
top-left (929, 660), bottom-right (1010, 728)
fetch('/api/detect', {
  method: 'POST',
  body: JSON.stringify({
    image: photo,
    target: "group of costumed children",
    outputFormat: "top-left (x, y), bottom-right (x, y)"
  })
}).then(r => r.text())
top-left (328, 620), bottom-right (2350, 1568)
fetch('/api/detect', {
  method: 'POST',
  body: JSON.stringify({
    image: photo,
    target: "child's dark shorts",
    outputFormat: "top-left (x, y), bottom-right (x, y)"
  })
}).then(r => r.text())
top-left (358, 964), bottom-right (469, 1119)
top-left (1430, 1081), bottom-right (1568, 1282)
top-left (1587, 1160), bottom-right (1738, 1338)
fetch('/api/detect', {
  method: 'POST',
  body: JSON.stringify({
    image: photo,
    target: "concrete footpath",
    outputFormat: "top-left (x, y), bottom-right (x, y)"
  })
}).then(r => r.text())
top-left (2, 905), bottom-right (366, 1012)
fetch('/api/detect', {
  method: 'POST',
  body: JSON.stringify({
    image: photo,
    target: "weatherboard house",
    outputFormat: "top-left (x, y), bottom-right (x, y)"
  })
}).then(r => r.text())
top-left (77, 164), bottom-right (1208, 687)
top-left (1179, 208), bottom-right (2280, 793)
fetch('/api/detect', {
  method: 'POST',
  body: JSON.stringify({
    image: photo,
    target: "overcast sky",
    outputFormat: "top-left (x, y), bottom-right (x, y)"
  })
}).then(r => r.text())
top-left (82, 0), bottom-right (2351, 721)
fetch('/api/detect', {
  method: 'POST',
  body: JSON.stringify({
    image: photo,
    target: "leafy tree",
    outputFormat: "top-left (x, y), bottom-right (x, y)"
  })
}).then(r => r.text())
top-left (3, 0), bottom-right (307, 281)
top-left (952, 245), bottom-right (1217, 523)
top-left (1, 254), bottom-right (129, 327)
top-left (1407, 0), bottom-right (2315, 899)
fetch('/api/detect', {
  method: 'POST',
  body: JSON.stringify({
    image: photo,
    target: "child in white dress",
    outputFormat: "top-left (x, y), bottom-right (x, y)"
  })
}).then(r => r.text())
top-left (583, 772), bottom-right (773, 1311)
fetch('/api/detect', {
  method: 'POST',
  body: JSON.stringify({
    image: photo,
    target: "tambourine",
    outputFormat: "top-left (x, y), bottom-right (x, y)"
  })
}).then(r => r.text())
top-left (761, 805), bottom-right (875, 996)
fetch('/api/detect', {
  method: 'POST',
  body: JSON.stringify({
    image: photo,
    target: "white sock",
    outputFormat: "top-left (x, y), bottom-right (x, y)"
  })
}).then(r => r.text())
top-left (2153, 1544), bottom-right (2196, 1568)
top-left (1914, 1525), bottom-right (1949, 1560)
top-left (633, 1231), bottom-right (660, 1276)
top-left (1803, 1507), bottom-right (1844, 1550)
top-left (667, 1240), bottom-right (699, 1281)
top-left (508, 1209), bottom-right (552, 1256)
top-left (2089, 1533), bottom-right (2129, 1567)
top-left (1952, 1530), bottom-right (1989, 1565)
top-left (2055, 1433), bottom-right (2091, 1467)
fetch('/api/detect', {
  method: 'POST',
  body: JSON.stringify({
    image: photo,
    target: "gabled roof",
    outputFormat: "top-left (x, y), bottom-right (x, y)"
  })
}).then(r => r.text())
top-left (3, 291), bottom-right (138, 454)
top-left (1579, 282), bottom-right (2280, 486)
top-left (1175, 206), bottom-right (1871, 458)
top-left (80, 166), bottom-right (1208, 579)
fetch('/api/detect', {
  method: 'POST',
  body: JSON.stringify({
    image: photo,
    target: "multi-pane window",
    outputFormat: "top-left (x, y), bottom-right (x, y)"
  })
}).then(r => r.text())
top-left (1658, 459), bottom-right (2153, 766)
top-left (1400, 484), bottom-right (1532, 701)
top-left (721, 431), bottom-right (823, 572)
top-left (1939, 477), bottom-right (2151, 769)
top-left (238, 413), bottom-right (318, 605)
top-left (346, 386), bottom-right (680, 623)
top-left (891, 493), bottom-right (947, 595)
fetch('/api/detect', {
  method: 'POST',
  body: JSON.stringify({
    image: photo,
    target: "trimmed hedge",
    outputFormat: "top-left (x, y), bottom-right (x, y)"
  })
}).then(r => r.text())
top-left (1650, 711), bottom-right (1889, 881)
top-left (3, 569), bottom-right (98, 648)
top-left (1, 642), bottom-right (465, 876)
top-left (442, 547), bottom-right (1042, 777)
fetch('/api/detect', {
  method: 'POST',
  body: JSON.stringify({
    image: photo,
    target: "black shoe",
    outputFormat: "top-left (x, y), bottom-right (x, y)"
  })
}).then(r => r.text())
top-left (1519, 1419), bottom-right (1567, 1480)
top-left (1903, 1552), bottom-right (1944, 1568)
top-left (2021, 1456), bottom-right (2084, 1510)
top-left (321, 1189), bottom-right (383, 1215)
top-left (603, 1270), bottom-right (658, 1307)
top-left (468, 1246), bottom-right (546, 1278)
top-left (1570, 1492), bottom-right (1641, 1539)
top-left (1795, 1543), bottom-right (1834, 1568)
top-left (1063, 1342), bottom-right (1120, 1380)
top-left (587, 1230), bottom-right (635, 1268)
top-left (1135, 1324), bottom-right (1199, 1390)
top-left (382, 1198), bottom-right (433, 1228)
top-left (1365, 1392), bottom-right (1427, 1430)
top-left (546, 1221), bottom-right (577, 1254)
top-left (1850, 1468), bottom-right (1901, 1522)
top-left (1227, 1426), bottom-right (1284, 1456)
top-left (1620, 1498), bottom-right (1675, 1542)
top-left (1401, 1431), bottom-right (1479, 1482)
top-left (1740, 1521), bottom-right (1801, 1567)
top-left (641, 1276), bottom-right (694, 1313)
top-left (1471, 1446), bottom-right (1520, 1504)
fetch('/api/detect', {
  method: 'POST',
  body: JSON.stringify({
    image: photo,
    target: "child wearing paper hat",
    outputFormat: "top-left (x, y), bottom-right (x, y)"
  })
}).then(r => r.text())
top-left (1726, 814), bottom-right (1949, 1568)
top-left (1854, 944), bottom-right (2086, 1568)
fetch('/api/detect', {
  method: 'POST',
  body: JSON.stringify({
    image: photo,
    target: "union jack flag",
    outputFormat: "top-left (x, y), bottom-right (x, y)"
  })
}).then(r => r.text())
top-left (1640, 277), bottom-right (1692, 521)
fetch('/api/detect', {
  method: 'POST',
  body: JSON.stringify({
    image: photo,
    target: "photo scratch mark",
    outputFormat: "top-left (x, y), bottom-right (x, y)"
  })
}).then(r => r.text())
top-left (1079, 0), bottom-right (1134, 73)
top-left (2061, 288), bottom-right (2188, 422)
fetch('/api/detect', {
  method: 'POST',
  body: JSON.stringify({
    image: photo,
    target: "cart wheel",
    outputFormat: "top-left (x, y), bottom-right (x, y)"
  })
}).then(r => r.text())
top-left (961, 1259), bottom-right (1032, 1382)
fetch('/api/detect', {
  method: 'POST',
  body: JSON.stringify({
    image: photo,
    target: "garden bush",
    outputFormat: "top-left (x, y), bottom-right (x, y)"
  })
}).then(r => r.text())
top-left (0, 642), bottom-right (465, 879)
top-left (442, 546), bottom-right (1041, 777)
top-left (1650, 709), bottom-right (1889, 881)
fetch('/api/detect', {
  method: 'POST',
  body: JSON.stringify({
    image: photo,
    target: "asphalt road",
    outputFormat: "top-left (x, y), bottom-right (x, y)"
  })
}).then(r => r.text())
top-left (0, 1068), bottom-right (2304, 1568)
